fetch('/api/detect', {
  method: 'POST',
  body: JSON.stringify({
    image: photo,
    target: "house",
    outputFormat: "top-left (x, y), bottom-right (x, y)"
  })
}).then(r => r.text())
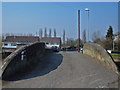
top-left (114, 34), bottom-right (120, 43)
top-left (2, 36), bottom-right (39, 52)
top-left (40, 37), bottom-right (61, 49)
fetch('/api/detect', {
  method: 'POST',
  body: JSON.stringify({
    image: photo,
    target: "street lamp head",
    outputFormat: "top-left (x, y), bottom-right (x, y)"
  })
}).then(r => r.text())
top-left (85, 8), bottom-right (89, 11)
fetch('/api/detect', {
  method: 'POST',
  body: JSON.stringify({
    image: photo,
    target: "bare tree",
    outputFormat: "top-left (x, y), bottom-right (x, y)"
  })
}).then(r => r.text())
top-left (2, 33), bottom-right (11, 41)
top-left (82, 29), bottom-right (86, 44)
top-left (24, 33), bottom-right (27, 36)
top-left (39, 28), bottom-right (43, 39)
top-left (10, 33), bottom-right (15, 36)
top-left (17, 33), bottom-right (23, 36)
top-left (92, 31), bottom-right (108, 49)
top-left (28, 33), bottom-right (33, 36)
top-left (116, 32), bottom-right (120, 51)
top-left (63, 30), bottom-right (65, 48)
top-left (2, 33), bottom-right (5, 41)
top-left (17, 33), bottom-right (20, 36)
top-left (44, 27), bottom-right (47, 37)
top-left (54, 28), bottom-right (56, 37)
top-left (92, 30), bottom-right (101, 42)
top-left (92, 32), bottom-right (97, 42)
top-left (5, 33), bottom-right (10, 37)
top-left (35, 32), bottom-right (38, 36)
top-left (49, 28), bottom-right (51, 37)
top-left (66, 38), bottom-right (78, 47)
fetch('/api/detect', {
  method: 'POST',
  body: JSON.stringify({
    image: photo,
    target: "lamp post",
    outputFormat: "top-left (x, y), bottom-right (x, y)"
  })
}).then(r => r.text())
top-left (85, 8), bottom-right (90, 42)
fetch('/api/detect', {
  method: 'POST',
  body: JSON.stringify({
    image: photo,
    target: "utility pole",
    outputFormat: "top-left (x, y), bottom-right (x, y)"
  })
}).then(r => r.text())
top-left (78, 10), bottom-right (80, 52)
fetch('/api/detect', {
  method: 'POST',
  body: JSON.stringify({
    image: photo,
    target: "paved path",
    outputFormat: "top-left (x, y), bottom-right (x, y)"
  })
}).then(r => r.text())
top-left (2, 51), bottom-right (118, 88)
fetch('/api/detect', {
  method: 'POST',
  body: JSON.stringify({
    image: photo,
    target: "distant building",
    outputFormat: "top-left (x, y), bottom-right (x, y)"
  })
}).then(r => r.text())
top-left (40, 37), bottom-right (61, 49)
top-left (2, 36), bottom-right (39, 52)
top-left (114, 34), bottom-right (120, 43)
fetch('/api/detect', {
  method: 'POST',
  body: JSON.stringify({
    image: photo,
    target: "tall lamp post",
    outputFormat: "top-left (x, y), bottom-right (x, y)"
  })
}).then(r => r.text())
top-left (85, 8), bottom-right (90, 42)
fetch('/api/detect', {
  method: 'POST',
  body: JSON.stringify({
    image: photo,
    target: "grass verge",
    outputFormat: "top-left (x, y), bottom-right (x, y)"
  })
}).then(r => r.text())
top-left (110, 53), bottom-right (120, 57)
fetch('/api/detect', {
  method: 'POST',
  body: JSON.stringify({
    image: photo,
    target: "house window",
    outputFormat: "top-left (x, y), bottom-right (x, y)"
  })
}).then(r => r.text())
top-left (51, 43), bottom-right (54, 45)
top-left (56, 43), bottom-right (59, 45)
top-left (11, 43), bottom-right (16, 46)
top-left (4, 43), bottom-right (8, 46)
top-left (46, 42), bottom-right (49, 45)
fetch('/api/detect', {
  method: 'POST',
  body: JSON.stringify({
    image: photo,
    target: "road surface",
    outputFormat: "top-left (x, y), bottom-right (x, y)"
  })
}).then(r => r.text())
top-left (2, 51), bottom-right (119, 88)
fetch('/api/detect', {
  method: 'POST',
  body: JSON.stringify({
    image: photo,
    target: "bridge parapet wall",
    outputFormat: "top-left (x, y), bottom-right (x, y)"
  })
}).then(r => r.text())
top-left (83, 43), bottom-right (118, 73)
top-left (1, 42), bottom-right (45, 78)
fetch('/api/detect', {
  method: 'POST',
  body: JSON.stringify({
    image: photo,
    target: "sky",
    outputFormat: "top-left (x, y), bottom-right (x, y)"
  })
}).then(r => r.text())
top-left (2, 2), bottom-right (118, 41)
top-left (1, 0), bottom-right (120, 2)
top-left (118, 2), bottom-right (120, 32)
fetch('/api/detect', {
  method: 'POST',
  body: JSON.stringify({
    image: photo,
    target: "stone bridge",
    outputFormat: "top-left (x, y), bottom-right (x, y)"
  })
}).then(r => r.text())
top-left (0, 42), bottom-right (120, 88)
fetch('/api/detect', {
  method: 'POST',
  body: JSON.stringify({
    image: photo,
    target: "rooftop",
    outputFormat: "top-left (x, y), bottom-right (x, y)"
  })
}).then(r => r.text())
top-left (5, 36), bottom-right (39, 43)
top-left (40, 37), bottom-right (61, 44)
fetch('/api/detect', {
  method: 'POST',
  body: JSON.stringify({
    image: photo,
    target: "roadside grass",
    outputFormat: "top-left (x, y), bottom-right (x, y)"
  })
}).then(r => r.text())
top-left (0, 41), bottom-right (2, 52)
top-left (110, 53), bottom-right (120, 57)
top-left (110, 53), bottom-right (120, 62)
top-left (0, 41), bottom-right (2, 60)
